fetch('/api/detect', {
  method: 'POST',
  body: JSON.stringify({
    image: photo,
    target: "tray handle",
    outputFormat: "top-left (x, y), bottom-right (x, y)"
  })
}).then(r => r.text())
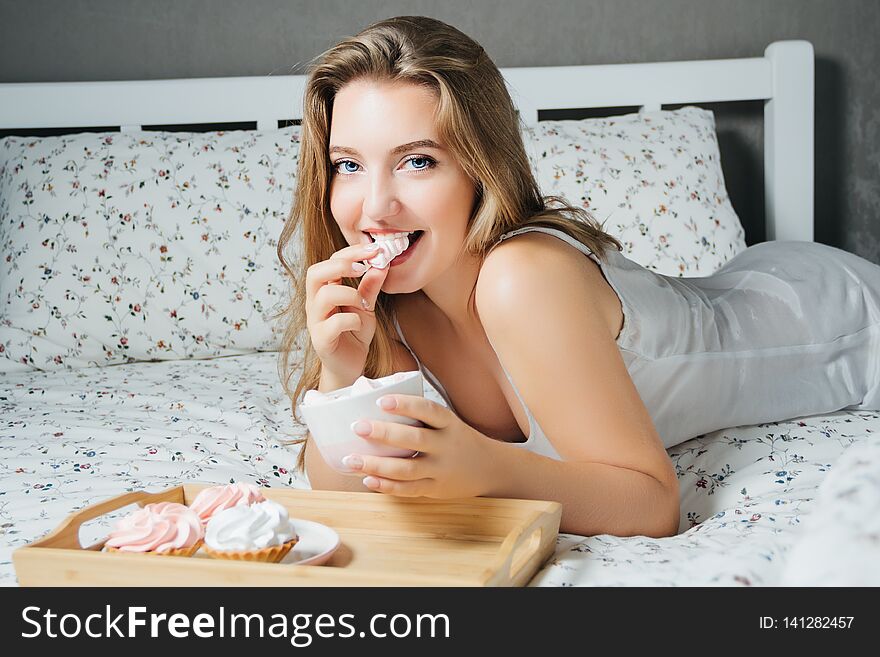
top-left (485, 509), bottom-right (555, 587)
top-left (27, 488), bottom-right (184, 550)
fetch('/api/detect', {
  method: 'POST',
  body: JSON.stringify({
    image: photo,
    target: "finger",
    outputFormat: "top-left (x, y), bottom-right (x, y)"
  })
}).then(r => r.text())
top-left (357, 265), bottom-right (390, 312)
top-left (362, 475), bottom-right (433, 497)
top-left (345, 452), bottom-right (426, 481)
top-left (328, 241), bottom-right (382, 262)
top-left (319, 311), bottom-right (361, 337)
top-left (314, 284), bottom-right (369, 320)
top-left (320, 244), bottom-right (379, 281)
top-left (306, 244), bottom-right (381, 297)
top-left (374, 394), bottom-right (452, 430)
top-left (351, 418), bottom-right (428, 452)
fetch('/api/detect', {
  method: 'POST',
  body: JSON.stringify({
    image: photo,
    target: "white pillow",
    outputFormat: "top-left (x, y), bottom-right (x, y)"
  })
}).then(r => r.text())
top-left (522, 106), bottom-right (747, 276)
top-left (0, 126), bottom-right (300, 371)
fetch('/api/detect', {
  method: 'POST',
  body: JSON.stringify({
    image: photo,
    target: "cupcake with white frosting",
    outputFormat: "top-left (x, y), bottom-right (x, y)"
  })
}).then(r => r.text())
top-left (202, 499), bottom-right (298, 563)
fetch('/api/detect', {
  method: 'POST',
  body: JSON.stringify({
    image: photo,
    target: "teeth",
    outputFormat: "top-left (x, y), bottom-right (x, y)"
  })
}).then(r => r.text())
top-left (368, 231), bottom-right (414, 241)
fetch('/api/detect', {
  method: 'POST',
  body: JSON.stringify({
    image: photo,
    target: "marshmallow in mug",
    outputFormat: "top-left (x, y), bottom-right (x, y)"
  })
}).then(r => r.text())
top-left (302, 372), bottom-right (413, 406)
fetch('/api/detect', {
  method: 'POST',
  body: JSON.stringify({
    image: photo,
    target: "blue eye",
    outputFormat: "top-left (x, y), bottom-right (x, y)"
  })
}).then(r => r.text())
top-left (331, 155), bottom-right (437, 176)
top-left (407, 156), bottom-right (435, 170)
top-left (334, 160), bottom-right (360, 174)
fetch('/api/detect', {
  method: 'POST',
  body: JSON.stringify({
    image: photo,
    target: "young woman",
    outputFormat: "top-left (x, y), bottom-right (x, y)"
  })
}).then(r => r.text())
top-left (275, 16), bottom-right (880, 538)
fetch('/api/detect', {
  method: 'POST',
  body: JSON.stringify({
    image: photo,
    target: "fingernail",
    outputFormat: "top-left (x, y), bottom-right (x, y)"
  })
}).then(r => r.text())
top-left (376, 396), bottom-right (396, 410)
top-left (352, 262), bottom-right (368, 274)
top-left (351, 420), bottom-right (372, 435)
top-left (342, 454), bottom-right (363, 470)
top-left (360, 297), bottom-right (370, 310)
top-left (363, 476), bottom-right (380, 488)
top-left (365, 242), bottom-right (381, 251)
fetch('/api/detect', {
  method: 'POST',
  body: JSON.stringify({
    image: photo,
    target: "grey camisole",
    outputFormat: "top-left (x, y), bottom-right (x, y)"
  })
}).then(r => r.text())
top-left (394, 225), bottom-right (880, 459)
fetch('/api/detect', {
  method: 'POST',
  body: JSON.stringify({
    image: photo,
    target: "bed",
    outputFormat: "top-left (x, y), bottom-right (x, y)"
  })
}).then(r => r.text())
top-left (1, 39), bottom-right (878, 587)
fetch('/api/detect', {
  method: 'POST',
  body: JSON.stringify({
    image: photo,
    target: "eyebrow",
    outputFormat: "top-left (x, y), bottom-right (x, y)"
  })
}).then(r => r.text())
top-left (328, 139), bottom-right (444, 157)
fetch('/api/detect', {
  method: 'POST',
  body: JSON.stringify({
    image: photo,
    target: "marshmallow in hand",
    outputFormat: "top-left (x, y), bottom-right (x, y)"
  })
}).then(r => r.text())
top-left (364, 236), bottom-right (409, 269)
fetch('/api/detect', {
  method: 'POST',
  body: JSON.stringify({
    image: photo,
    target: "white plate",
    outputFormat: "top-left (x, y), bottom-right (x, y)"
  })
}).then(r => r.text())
top-left (278, 518), bottom-right (341, 566)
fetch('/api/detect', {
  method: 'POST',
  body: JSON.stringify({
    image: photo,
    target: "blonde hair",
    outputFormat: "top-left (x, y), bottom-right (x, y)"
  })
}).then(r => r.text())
top-left (274, 15), bottom-right (622, 474)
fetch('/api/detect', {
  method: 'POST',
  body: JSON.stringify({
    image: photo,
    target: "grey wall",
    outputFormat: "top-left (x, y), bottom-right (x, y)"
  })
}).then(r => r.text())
top-left (1, 0), bottom-right (878, 263)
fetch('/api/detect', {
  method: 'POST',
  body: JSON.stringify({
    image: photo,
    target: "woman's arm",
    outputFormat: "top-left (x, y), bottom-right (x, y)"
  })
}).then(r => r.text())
top-left (474, 232), bottom-right (680, 538)
top-left (482, 439), bottom-right (680, 538)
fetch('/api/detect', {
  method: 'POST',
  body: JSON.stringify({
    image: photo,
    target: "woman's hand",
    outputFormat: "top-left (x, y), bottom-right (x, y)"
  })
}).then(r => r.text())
top-left (342, 394), bottom-right (501, 499)
top-left (305, 242), bottom-right (389, 385)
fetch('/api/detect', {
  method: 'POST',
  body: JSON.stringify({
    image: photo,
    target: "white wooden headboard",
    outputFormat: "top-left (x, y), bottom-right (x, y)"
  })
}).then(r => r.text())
top-left (0, 40), bottom-right (814, 242)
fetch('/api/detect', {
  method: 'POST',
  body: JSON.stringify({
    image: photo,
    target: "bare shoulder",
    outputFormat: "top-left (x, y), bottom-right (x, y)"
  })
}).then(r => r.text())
top-left (475, 231), bottom-right (606, 339)
top-left (476, 231), bottom-right (617, 339)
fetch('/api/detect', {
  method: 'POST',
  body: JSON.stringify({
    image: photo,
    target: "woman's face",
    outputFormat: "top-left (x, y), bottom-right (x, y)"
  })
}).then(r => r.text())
top-left (328, 79), bottom-right (478, 293)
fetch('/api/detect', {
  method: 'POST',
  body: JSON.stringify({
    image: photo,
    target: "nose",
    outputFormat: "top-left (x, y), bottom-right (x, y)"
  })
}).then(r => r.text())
top-left (362, 172), bottom-right (401, 220)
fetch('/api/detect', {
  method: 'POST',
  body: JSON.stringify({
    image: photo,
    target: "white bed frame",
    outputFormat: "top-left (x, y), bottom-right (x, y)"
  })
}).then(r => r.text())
top-left (0, 40), bottom-right (814, 241)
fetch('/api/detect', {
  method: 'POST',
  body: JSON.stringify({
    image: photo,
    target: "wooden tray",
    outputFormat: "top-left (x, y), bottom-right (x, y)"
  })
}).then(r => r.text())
top-left (13, 483), bottom-right (562, 586)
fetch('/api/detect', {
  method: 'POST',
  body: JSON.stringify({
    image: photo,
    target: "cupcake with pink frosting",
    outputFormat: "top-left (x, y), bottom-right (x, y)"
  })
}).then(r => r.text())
top-left (104, 501), bottom-right (204, 557)
top-left (188, 482), bottom-right (266, 525)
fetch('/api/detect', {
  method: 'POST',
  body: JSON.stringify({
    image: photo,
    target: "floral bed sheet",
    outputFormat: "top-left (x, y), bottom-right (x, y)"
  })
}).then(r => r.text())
top-left (1, 352), bottom-right (877, 586)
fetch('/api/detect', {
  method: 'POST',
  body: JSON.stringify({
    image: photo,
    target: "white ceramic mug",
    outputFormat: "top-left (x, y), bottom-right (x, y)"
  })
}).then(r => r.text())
top-left (298, 371), bottom-right (425, 476)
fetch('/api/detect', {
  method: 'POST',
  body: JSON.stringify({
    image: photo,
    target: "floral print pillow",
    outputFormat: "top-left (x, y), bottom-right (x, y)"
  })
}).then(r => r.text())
top-left (1, 107), bottom-right (745, 372)
top-left (522, 106), bottom-right (747, 276)
top-left (0, 127), bottom-right (301, 371)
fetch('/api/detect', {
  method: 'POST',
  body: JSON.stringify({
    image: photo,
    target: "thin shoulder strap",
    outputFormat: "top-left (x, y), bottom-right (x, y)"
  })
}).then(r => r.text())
top-left (392, 310), bottom-right (457, 412)
top-left (487, 225), bottom-right (595, 257)
top-left (392, 312), bottom-right (410, 349)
